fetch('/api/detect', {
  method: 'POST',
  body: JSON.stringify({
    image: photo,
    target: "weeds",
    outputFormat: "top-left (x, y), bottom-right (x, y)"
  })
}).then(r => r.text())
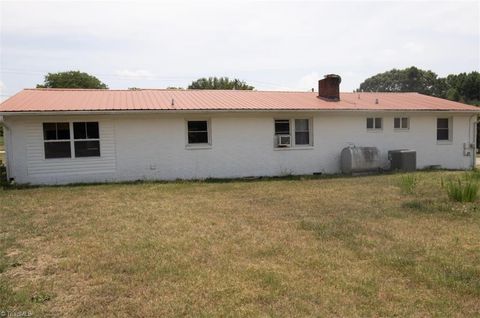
top-left (31, 291), bottom-right (52, 303)
top-left (398, 174), bottom-right (418, 194)
top-left (466, 169), bottom-right (480, 181)
top-left (444, 178), bottom-right (479, 203)
top-left (0, 163), bottom-right (8, 188)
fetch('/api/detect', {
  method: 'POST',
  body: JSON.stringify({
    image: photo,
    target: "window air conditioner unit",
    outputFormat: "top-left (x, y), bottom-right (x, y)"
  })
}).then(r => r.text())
top-left (277, 135), bottom-right (291, 147)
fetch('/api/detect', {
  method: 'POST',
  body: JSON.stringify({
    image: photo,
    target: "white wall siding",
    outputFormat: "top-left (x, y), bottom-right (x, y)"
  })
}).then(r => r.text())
top-left (4, 112), bottom-right (476, 185)
top-left (7, 116), bottom-right (116, 184)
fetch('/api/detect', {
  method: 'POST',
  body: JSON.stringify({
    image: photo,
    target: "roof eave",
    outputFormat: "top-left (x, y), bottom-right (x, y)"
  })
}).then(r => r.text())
top-left (1, 108), bottom-right (479, 116)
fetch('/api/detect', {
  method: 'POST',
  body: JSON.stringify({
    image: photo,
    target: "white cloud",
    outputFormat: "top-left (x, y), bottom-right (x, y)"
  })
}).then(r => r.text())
top-left (0, 80), bottom-right (7, 102)
top-left (294, 72), bottom-right (320, 92)
top-left (115, 70), bottom-right (155, 80)
top-left (0, 1), bottom-right (478, 93)
top-left (403, 42), bottom-right (425, 54)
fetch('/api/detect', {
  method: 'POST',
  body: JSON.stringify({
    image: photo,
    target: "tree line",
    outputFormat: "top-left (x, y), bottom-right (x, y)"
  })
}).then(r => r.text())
top-left (33, 68), bottom-right (478, 107)
top-left (35, 72), bottom-right (254, 91)
top-left (357, 66), bottom-right (480, 106)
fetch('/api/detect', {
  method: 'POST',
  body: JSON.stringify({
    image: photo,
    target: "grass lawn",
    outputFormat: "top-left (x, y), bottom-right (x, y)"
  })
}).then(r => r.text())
top-left (1, 171), bottom-right (479, 316)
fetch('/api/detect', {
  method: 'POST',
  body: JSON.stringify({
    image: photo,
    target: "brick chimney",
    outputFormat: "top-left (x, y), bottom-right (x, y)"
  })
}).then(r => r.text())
top-left (318, 74), bottom-right (341, 101)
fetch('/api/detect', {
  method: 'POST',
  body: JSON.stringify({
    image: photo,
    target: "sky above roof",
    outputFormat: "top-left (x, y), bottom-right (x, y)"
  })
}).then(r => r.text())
top-left (0, 0), bottom-right (478, 101)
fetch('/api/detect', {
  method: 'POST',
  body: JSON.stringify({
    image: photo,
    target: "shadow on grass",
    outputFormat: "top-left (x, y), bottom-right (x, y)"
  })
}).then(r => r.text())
top-left (1, 168), bottom-right (464, 191)
top-left (1, 172), bottom-right (359, 191)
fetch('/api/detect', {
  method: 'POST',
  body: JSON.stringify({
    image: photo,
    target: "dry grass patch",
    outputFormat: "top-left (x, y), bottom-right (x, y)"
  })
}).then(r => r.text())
top-left (1, 171), bottom-right (479, 317)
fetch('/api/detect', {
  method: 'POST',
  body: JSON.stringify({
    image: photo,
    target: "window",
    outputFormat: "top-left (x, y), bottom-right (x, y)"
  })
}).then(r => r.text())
top-left (43, 122), bottom-right (101, 159)
top-left (394, 117), bottom-right (409, 130)
top-left (74, 122), bottom-right (100, 157)
top-left (437, 118), bottom-right (451, 141)
top-left (187, 120), bottom-right (209, 144)
top-left (274, 119), bottom-right (312, 147)
top-left (367, 117), bottom-right (382, 130)
top-left (274, 120), bottom-right (290, 135)
top-left (43, 123), bottom-right (71, 159)
top-left (295, 119), bottom-right (310, 145)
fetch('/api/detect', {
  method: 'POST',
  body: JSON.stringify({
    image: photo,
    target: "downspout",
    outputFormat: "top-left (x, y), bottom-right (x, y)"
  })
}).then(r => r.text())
top-left (0, 116), bottom-right (11, 131)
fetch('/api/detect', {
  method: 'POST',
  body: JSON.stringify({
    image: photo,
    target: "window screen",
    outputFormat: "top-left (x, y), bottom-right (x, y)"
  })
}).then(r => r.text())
top-left (274, 120), bottom-right (290, 135)
top-left (437, 118), bottom-right (450, 141)
top-left (74, 140), bottom-right (101, 157)
top-left (187, 121), bottom-right (209, 144)
top-left (44, 141), bottom-right (71, 159)
top-left (366, 118), bottom-right (374, 129)
top-left (394, 117), bottom-right (409, 129)
top-left (394, 117), bottom-right (401, 129)
top-left (73, 122), bottom-right (100, 157)
top-left (74, 122), bottom-right (99, 139)
top-left (367, 118), bottom-right (382, 130)
top-left (295, 119), bottom-right (310, 145)
top-left (43, 123), bottom-right (71, 159)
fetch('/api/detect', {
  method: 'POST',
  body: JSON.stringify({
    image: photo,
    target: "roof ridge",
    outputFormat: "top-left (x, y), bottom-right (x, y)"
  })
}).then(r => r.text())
top-left (25, 88), bottom-right (319, 93)
top-left (24, 88), bottom-right (424, 94)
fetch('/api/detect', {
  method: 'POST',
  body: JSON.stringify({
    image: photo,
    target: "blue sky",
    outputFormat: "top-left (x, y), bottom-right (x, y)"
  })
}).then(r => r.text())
top-left (0, 0), bottom-right (478, 100)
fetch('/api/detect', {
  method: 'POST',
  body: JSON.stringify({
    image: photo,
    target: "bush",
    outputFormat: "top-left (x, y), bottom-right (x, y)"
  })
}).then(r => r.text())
top-left (467, 169), bottom-right (480, 181)
top-left (0, 163), bottom-right (8, 188)
top-left (398, 174), bottom-right (418, 194)
top-left (444, 178), bottom-right (479, 202)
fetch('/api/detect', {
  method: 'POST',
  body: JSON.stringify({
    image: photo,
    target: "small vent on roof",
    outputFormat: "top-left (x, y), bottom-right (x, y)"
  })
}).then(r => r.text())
top-left (171, 98), bottom-right (175, 106)
top-left (375, 98), bottom-right (379, 104)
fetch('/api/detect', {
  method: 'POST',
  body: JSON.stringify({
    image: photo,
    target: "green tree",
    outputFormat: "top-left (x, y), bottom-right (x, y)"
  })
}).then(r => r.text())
top-left (37, 71), bottom-right (108, 89)
top-left (357, 66), bottom-right (440, 96)
top-left (358, 67), bottom-right (480, 106)
top-left (188, 77), bottom-right (254, 90)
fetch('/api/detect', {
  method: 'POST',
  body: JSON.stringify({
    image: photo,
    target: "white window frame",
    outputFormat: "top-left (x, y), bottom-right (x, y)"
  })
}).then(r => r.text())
top-left (394, 117), bottom-right (410, 131)
top-left (42, 122), bottom-right (101, 160)
top-left (273, 118), bottom-right (313, 149)
top-left (366, 117), bottom-right (383, 132)
top-left (185, 119), bottom-right (212, 149)
top-left (43, 122), bottom-right (72, 160)
top-left (436, 117), bottom-right (453, 144)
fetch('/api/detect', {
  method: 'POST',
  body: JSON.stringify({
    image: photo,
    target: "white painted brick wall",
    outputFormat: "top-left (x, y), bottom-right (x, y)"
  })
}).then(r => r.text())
top-left (3, 111), bottom-right (476, 184)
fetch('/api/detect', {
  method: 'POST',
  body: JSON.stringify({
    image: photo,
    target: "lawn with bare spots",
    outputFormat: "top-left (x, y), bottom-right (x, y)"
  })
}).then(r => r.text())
top-left (1, 171), bottom-right (479, 317)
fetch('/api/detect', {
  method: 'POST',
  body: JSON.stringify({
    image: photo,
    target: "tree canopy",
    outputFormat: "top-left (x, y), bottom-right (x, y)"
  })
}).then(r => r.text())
top-left (37, 71), bottom-right (108, 89)
top-left (188, 77), bottom-right (254, 90)
top-left (358, 67), bottom-right (480, 106)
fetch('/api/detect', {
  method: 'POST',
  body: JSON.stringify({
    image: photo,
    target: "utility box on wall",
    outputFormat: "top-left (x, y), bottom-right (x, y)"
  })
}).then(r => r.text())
top-left (388, 150), bottom-right (416, 172)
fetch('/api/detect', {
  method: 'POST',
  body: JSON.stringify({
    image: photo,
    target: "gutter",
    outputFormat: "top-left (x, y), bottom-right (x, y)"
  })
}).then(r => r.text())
top-left (1, 109), bottom-right (480, 116)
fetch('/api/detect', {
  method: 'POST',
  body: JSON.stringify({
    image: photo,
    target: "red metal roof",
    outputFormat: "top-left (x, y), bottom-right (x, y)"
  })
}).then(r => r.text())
top-left (0, 88), bottom-right (479, 113)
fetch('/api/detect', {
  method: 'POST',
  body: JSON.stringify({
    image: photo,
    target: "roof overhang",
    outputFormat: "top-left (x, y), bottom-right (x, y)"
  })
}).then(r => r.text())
top-left (1, 108), bottom-right (479, 116)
